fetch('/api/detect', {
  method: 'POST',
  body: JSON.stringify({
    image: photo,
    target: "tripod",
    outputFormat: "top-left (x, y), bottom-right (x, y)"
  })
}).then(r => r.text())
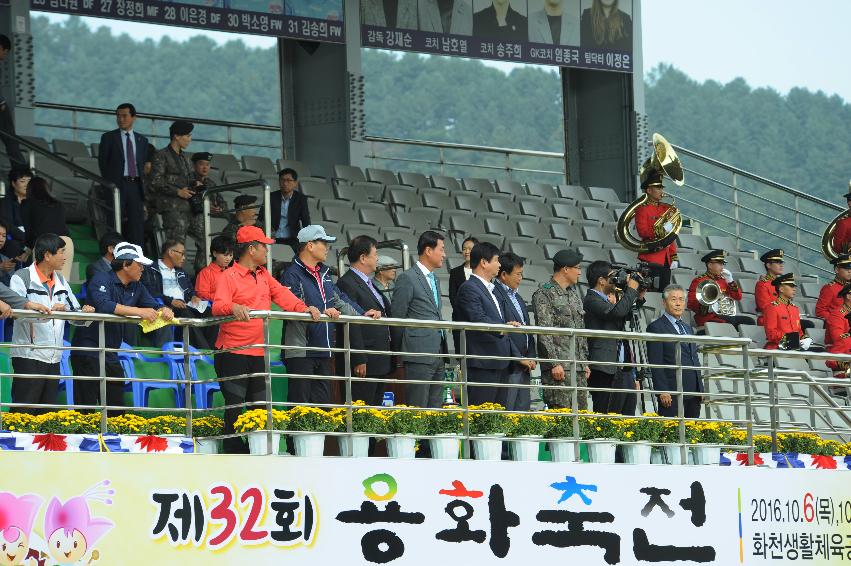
top-left (626, 304), bottom-right (658, 415)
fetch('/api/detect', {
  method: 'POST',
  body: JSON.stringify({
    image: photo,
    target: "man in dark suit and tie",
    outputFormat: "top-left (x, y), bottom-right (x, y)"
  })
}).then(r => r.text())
top-left (98, 103), bottom-right (149, 246)
top-left (456, 242), bottom-right (526, 405)
top-left (646, 284), bottom-right (703, 418)
top-left (492, 252), bottom-right (536, 410)
top-left (269, 168), bottom-right (311, 255)
top-left (337, 235), bottom-right (392, 406)
top-left (391, 230), bottom-right (447, 408)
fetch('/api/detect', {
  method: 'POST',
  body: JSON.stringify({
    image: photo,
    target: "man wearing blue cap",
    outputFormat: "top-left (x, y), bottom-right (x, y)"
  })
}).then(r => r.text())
top-left (280, 225), bottom-right (381, 405)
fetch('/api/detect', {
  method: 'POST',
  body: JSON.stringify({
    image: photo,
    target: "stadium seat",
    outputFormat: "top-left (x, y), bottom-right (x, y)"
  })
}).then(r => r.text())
top-left (588, 186), bottom-right (622, 205)
top-left (210, 153), bottom-right (242, 173)
top-left (277, 159), bottom-right (311, 176)
top-left (89, 142), bottom-right (100, 158)
top-left (70, 157), bottom-right (100, 176)
top-left (333, 164), bottom-right (367, 183)
top-left (335, 181), bottom-right (384, 203)
top-left (381, 226), bottom-right (414, 242)
top-left (53, 139), bottom-right (90, 159)
top-left (359, 206), bottom-right (395, 227)
top-left (583, 207), bottom-right (616, 223)
top-left (677, 234), bottom-right (707, 251)
top-left (448, 212), bottom-right (485, 237)
top-left (557, 184), bottom-right (589, 201)
top-left (550, 223), bottom-right (584, 244)
top-left (610, 248), bottom-right (638, 266)
top-left (799, 282), bottom-right (821, 299)
top-left (52, 177), bottom-right (93, 223)
top-left (300, 180), bottom-right (336, 202)
top-left (525, 182), bottom-right (557, 199)
top-left (421, 189), bottom-right (455, 210)
top-left (516, 220), bottom-right (549, 241)
top-left (484, 217), bottom-right (518, 238)
top-left (574, 246), bottom-right (611, 264)
top-left (551, 202), bottom-right (584, 222)
top-left (583, 226), bottom-right (619, 248)
top-left (321, 202), bottom-right (359, 225)
top-left (22, 135), bottom-right (50, 152)
top-left (704, 322), bottom-right (738, 338)
top-left (367, 168), bottom-right (399, 185)
top-left (675, 252), bottom-right (703, 272)
top-left (58, 341), bottom-right (74, 406)
top-left (487, 197), bottom-right (520, 216)
top-left (739, 257), bottom-right (764, 274)
top-left (118, 344), bottom-right (183, 408)
top-left (430, 175), bottom-right (461, 191)
top-left (522, 263), bottom-right (550, 283)
top-left (387, 185), bottom-right (420, 210)
top-left (495, 179), bottom-right (523, 195)
top-left (706, 235), bottom-right (751, 258)
top-left (223, 171), bottom-right (259, 184)
top-left (344, 224), bottom-right (377, 242)
top-left (519, 199), bottom-right (550, 218)
top-left (508, 240), bottom-right (547, 265)
top-left (739, 295), bottom-right (757, 316)
top-left (398, 171), bottom-right (429, 188)
top-left (160, 342), bottom-right (220, 410)
top-left (396, 207), bottom-right (441, 232)
top-left (33, 156), bottom-right (74, 179)
top-left (455, 193), bottom-right (485, 213)
top-left (461, 177), bottom-right (495, 193)
top-left (242, 155), bottom-right (277, 177)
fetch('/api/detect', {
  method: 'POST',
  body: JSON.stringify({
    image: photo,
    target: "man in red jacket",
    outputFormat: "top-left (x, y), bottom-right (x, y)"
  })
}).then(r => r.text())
top-left (762, 274), bottom-right (814, 351)
top-left (825, 283), bottom-right (851, 376)
top-left (688, 249), bottom-right (755, 329)
top-left (634, 168), bottom-right (677, 291)
top-left (754, 248), bottom-right (814, 331)
top-left (830, 190), bottom-right (851, 255)
top-left (815, 254), bottom-right (851, 320)
top-left (212, 225), bottom-right (321, 453)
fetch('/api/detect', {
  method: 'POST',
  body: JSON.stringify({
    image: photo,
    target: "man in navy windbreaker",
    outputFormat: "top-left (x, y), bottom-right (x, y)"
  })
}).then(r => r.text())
top-left (280, 225), bottom-right (381, 404)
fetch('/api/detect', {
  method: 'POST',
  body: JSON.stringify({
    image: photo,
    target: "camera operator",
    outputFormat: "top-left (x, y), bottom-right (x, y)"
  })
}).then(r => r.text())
top-left (583, 260), bottom-right (645, 415)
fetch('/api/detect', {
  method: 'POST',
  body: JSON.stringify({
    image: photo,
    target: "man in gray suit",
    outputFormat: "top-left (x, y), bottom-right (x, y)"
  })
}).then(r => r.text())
top-left (418, 0), bottom-right (473, 35)
top-left (391, 230), bottom-right (447, 407)
top-left (362, 0), bottom-right (418, 28)
top-left (528, 0), bottom-right (580, 45)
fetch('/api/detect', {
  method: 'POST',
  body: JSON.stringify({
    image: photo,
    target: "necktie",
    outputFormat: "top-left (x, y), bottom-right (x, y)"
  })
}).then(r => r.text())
top-left (427, 271), bottom-right (440, 308)
top-left (126, 133), bottom-right (137, 177)
top-left (676, 320), bottom-right (689, 336)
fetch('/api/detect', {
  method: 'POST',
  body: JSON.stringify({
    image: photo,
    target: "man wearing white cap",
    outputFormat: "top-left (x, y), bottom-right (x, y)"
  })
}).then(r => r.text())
top-left (71, 242), bottom-right (174, 413)
top-left (373, 254), bottom-right (398, 307)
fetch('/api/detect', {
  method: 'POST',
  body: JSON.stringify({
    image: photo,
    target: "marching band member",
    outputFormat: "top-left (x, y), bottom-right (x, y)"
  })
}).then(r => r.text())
top-left (830, 188), bottom-right (851, 255)
top-left (754, 249), bottom-right (784, 325)
top-left (825, 283), bottom-right (851, 377)
top-left (763, 274), bottom-right (813, 350)
top-left (634, 167), bottom-right (677, 291)
top-left (687, 249), bottom-right (755, 329)
top-left (816, 254), bottom-right (851, 320)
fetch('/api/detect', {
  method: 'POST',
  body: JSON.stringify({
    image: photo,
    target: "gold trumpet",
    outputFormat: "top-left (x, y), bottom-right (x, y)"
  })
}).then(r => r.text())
top-left (694, 278), bottom-right (738, 317)
top-left (616, 133), bottom-right (685, 253)
top-left (821, 180), bottom-right (851, 261)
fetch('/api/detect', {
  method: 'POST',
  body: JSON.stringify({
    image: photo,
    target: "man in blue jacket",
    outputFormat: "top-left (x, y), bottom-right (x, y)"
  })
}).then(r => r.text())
top-left (456, 241), bottom-right (526, 405)
top-left (280, 225), bottom-right (381, 405)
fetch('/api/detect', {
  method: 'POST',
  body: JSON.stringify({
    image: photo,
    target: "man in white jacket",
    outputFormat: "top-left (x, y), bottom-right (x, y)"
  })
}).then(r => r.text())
top-left (9, 233), bottom-right (93, 413)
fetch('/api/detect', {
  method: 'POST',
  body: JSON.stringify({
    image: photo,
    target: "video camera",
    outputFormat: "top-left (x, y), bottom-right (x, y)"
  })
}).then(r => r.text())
top-left (188, 180), bottom-right (207, 215)
top-left (608, 261), bottom-right (657, 291)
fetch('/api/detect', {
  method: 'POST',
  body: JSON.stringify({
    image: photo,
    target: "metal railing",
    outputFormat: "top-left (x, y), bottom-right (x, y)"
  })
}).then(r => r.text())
top-left (669, 144), bottom-right (840, 279)
top-left (363, 135), bottom-right (566, 183)
top-left (201, 178), bottom-right (272, 260)
top-left (33, 101), bottom-right (282, 157)
top-left (0, 128), bottom-right (121, 231)
top-left (2, 308), bottom-right (850, 463)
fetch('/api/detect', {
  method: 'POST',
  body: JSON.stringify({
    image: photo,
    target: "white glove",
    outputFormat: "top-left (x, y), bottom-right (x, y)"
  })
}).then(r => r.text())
top-left (800, 337), bottom-right (812, 351)
top-left (670, 261), bottom-right (679, 269)
top-left (663, 222), bottom-right (674, 233)
top-left (721, 268), bottom-right (733, 283)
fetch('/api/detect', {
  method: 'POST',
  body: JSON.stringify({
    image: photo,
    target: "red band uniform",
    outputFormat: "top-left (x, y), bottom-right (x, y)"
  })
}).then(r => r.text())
top-left (754, 249), bottom-right (785, 326)
top-left (830, 190), bottom-right (851, 255)
top-left (825, 282), bottom-right (851, 375)
top-left (687, 250), bottom-right (744, 326)
top-left (815, 254), bottom-right (851, 320)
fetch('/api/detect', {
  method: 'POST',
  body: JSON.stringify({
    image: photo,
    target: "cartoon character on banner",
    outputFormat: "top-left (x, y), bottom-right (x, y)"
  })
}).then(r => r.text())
top-left (0, 492), bottom-right (43, 566)
top-left (43, 482), bottom-right (114, 566)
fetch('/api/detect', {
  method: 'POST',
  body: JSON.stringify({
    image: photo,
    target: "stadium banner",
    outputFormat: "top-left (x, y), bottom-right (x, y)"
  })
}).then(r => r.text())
top-left (2, 452), bottom-right (850, 564)
top-left (31, 0), bottom-right (344, 43)
top-left (361, 0), bottom-right (633, 72)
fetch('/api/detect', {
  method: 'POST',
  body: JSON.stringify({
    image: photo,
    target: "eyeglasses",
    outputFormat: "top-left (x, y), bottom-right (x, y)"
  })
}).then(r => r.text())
top-left (170, 249), bottom-right (186, 256)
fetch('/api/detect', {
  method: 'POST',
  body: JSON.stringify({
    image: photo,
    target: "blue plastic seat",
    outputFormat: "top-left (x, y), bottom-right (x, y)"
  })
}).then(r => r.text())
top-left (117, 342), bottom-right (184, 408)
top-left (58, 340), bottom-right (74, 406)
top-left (161, 342), bottom-right (220, 409)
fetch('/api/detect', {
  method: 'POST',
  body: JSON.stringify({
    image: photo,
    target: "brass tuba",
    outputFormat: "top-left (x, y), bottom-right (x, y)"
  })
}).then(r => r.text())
top-left (821, 180), bottom-right (851, 261)
top-left (694, 279), bottom-right (738, 317)
top-left (616, 133), bottom-right (685, 253)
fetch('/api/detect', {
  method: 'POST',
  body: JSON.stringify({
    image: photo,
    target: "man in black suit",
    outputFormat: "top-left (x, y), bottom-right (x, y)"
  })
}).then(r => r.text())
top-left (98, 103), bottom-right (149, 246)
top-left (456, 241), bottom-right (526, 405)
top-left (336, 235), bottom-right (392, 406)
top-left (584, 260), bottom-right (643, 415)
top-left (269, 168), bottom-right (311, 255)
top-left (449, 236), bottom-right (478, 353)
top-left (85, 231), bottom-right (123, 283)
top-left (493, 252), bottom-right (536, 411)
top-left (646, 284), bottom-right (703, 418)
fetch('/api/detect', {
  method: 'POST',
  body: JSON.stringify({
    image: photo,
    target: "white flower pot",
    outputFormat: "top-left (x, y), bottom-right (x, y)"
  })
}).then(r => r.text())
top-left (429, 434), bottom-right (461, 460)
top-left (248, 431), bottom-right (282, 455)
top-left (509, 436), bottom-right (541, 461)
top-left (195, 438), bottom-right (219, 454)
top-left (338, 435), bottom-right (370, 457)
top-left (293, 433), bottom-right (326, 457)
top-left (587, 440), bottom-right (617, 463)
top-left (549, 441), bottom-right (577, 462)
top-left (386, 435), bottom-right (417, 459)
top-left (622, 442), bottom-right (652, 465)
top-left (691, 445), bottom-right (719, 465)
top-left (472, 437), bottom-right (504, 461)
top-left (657, 444), bottom-right (686, 465)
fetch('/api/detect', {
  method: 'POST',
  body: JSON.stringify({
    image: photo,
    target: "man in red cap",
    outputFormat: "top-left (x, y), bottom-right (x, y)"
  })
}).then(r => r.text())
top-left (213, 225), bottom-right (321, 453)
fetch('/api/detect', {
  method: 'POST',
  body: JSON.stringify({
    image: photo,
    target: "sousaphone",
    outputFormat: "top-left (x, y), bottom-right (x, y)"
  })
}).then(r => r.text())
top-left (616, 133), bottom-right (685, 253)
top-left (821, 180), bottom-right (851, 261)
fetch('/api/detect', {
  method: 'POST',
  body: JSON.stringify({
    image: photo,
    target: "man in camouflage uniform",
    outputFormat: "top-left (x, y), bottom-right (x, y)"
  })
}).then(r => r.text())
top-left (151, 120), bottom-right (195, 244)
top-left (223, 194), bottom-right (263, 240)
top-left (532, 249), bottom-right (591, 410)
top-left (188, 151), bottom-right (226, 272)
